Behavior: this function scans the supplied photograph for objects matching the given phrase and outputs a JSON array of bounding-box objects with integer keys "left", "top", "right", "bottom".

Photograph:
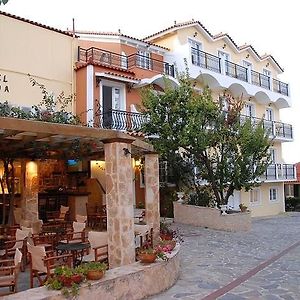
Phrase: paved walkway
[{"left": 149, "top": 212, "right": 300, "bottom": 300}]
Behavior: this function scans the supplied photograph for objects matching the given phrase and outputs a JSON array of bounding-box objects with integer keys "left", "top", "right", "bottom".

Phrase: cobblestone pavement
[{"left": 149, "top": 212, "right": 300, "bottom": 300}]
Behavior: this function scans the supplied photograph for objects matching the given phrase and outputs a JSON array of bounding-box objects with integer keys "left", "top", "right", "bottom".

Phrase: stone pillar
[
  {"left": 144, "top": 153, "right": 160, "bottom": 243},
  {"left": 24, "top": 161, "right": 39, "bottom": 222},
  {"left": 104, "top": 141, "right": 135, "bottom": 268}
]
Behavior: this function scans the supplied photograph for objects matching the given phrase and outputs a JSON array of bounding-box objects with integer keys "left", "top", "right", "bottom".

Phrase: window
[
  {"left": 285, "top": 184, "right": 294, "bottom": 197},
  {"left": 269, "top": 188, "right": 278, "bottom": 202},
  {"left": 263, "top": 69, "right": 271, "bottom": 77},
  {"left": 250, "top": 188, "right": 260, "bottom": 205},
  {"left": 137, "top": 50, "right": 151, "bottom": 69},
  {"left": 244, "top": 103, "right": 255, "bottom": 118},
  {"left": 218, "top": 51, "right": 230, "bottom": 73},
  {"left": 189, "top": 38, "right": 202, "bottom": 66},
  {"left": 269, "top": 148, "right": 276, "bottom": 163},
  {"left": 121, "top": 51, "right": 127, "bottom": 69},
  {"left": 265, "top": 108, "right": 274, "bottom": 121}
]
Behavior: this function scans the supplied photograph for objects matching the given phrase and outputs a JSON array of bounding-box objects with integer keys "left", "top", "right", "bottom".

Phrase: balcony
[
  {"left": 190, "top": 48, "right": 289, "bottom": 96},
  {"left": 94, "top": 109, "right": 293, "bottom": 142},
  {"left": 94, "top": 109, "right": 148, "bottom": 131},
  {"left": 261, "top": 164, "right": 296, "bottom": 182},
  {"left": 78, "top": 47, "right": 175, "bottom": 77},
  {"left": 240, "top": 115, "right": 293, "bottom": 141}
]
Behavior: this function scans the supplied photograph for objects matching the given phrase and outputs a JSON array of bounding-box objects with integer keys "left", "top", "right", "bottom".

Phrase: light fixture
[
  {"left": 193, "top": 32, "right": 198, "bottom": 38},
  {"left": 123, "top": 148, "right": 131, "bottom": 156},
  {"left": 246, "top": 54, "right": 250, "bottom": 59},
  {"left": 266, "top": 62, "right": 270, "bottom": 67},
  {"left": 222, "top": 43, "right": 226, "bottom": 49}
]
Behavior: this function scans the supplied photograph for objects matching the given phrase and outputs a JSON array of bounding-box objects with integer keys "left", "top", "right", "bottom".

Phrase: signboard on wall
[{"left": 0, "top": 73, "right": 10, "bottom": 94}]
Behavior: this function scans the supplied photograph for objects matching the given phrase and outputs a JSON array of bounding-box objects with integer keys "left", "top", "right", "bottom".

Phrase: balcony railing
[
  {"left": 251, "top": 70, "right": 270, "bottom": 90},
  {"left": 225, "top": 61, "right": 248, "bottom": 82},
  {"left": 273, "top": 79, "right": 289, "bottom": 96},
  {"left": 94, "top": 109, "right": 293, "bottom": 140},
  {"left": 191, "top": 48, "right": 221, "bottom": 73},
  {"left": 78, "top": 47, "right": 175, "bottom": 77},
  {"left": 94, "top": 109, "right": 148, "bottom": 131},
  {"left": 262, "top": 164, "right": 296, "bottom": 181},
  {"left": 240, "top": 114, "right": 293, "bottom": 140},
  {"left": 190, "top": 48, "right": 289, "bottom": 96}
]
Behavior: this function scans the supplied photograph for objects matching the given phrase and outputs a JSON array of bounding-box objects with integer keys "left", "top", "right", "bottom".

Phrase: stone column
[
  {"left": 144, "top": 153, "right": 160, "bottom": 243},
  {"left": 24, "top": 161, "right": 39, "bottom": 222},
  {"left": 104, "top": 141, "right": 135, "bottom": 268}
]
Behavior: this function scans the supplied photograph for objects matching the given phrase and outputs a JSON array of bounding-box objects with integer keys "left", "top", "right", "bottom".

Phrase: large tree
[
  {"left": 141, "top": 73, "right": 271, "bottom": 206},
  {"left": 0, "top": 0, "right": 9, "bottom": 5}
]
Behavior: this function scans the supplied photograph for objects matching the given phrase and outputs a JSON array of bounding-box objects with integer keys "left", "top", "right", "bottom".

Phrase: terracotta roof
[
  {"left": 143, "top": 20, "right": 213, "bottom": 40},
  {"left": 0, "top": 10, "right": 74, "bottom": 37},
  {"left": 74, "top": 30, "right": 169, "bottom": 51},
  {"left": 144, "top": 20, "right": 284, "bottom": 72},
  {"left": 127, "top": 131, "right": 145, "bottom": 137},
  {"left": 102, "top": 72, "right": 140, "bottom": 82},
  {"left": 75, "top": 61, "right": 136, "bottom": 75}
]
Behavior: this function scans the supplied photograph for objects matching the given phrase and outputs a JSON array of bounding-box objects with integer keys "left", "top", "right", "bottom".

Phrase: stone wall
[
  {"left": 174, "top": 202, "right": 251, "bottom": 231},
  {"left": 4, "top": 245, "right": 181, "bottom": 300}
]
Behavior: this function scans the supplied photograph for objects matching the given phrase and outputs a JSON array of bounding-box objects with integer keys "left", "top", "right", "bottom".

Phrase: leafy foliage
[
  {"left": 142, "top": 71, "right": 271, "bottom": 205},
  {"left": 0, "top": 0, "right": 9, "bottom": 5}
]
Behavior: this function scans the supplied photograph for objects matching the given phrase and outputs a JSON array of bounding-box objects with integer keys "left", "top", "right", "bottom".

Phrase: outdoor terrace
[{"left": 78, "top": 47, "right": 175, "bottom": 77}]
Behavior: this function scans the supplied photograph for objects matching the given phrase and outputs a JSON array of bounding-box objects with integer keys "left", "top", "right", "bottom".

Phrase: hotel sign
[{"left": 0, "top": 74, "right": 10, "bottom": 93}]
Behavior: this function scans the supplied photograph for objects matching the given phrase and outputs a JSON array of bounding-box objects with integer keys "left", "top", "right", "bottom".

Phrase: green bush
[{"left": 187, "top": 186, "right": 213, "bottom": 207}]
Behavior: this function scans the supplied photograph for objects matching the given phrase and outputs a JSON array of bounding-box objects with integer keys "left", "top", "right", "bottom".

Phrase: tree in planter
[{"left": 141, "top": 71, "right": 271, "bottom": 206}]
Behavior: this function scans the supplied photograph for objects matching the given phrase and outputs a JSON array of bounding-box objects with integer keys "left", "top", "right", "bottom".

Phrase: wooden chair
[
  {"left": 2, "top": 229, "right": 31, "bottom": 271},
  {"left": 0, "top": 248, "right": 22, "bottom": 296},
  {"left": 61, "top": 222, "right": 87, "bottom": 244},
  {"left": 82, "top": 231, "right": 108, "bottom": 263},
  {"left": 47, "top": 205, "right": 69, "bottom": 223},
  {"left": 27, "top": 243, "right": 72, "bottom": 288},
  {"left": 76, "top": 214, "right": 87, "bottom": 223},
  {"left": 134, "top": 224, "right": 153, "bottom": 250}
]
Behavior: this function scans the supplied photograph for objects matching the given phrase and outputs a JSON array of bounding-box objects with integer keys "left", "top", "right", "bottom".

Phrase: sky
[{"left": 1, "top": 0, "right": 299, "bottom": 163}]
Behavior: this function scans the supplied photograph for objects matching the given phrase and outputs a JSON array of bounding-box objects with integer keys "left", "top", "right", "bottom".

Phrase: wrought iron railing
[
  {"left": 94, "top": 109, "right": 148, "bottom": 131},
  {"left": 225, "top": 61, "right": 248, "bottom": 82},
  {"left": 189, "top": 48, "right": 289, "bottom": 96},
  {"left": 191, "top": 48, "right": 221, "bottom": 73},
  {"left": 78, "top": 47, "right": 175, "bottom": 77},
  {"left": 273, "top": 79, "right": 289, "bottom": 96},
  {"left": 251, "top": 70, "right": 270, "bottom": 90},
  {"left": 239, "top": 114, "right": 293, "bottom": 139},
  {"left": 263, "top": 164, "right": 296, "bottom": 181}
]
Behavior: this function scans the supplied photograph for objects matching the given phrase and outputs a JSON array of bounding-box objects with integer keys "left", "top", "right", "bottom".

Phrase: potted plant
[
  {"left": 54, "top": 266, "right": 83, "bottom": 287},
  {"left": 78, "top": 262, "right": 107, "bottom": 280},
  {"left": 160, "top": 220, "right": 174, "bottom": 240},
  {"left": 239, "top": 203, "right": 248, "bottom": 212},
  {"left": 138, "top": 247, "right": 157, "bottom": 263}
]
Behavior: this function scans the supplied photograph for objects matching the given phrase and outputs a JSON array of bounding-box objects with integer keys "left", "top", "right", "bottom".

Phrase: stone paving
[{"left": 149, "top": 212, "right": 300, "bottom": 300}]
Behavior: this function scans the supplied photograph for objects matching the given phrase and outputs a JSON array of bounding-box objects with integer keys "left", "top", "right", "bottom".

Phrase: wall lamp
[
  {"left": 246, "top": 54, "right": 250, "bottom": 59},
  {"left": 123, "top": 148, "right": 131, "bottom": 156},
  {"left": 193, "top": 32, "right": 198, "bottom": 38},
  {"left": 266, "top": 62, "right": 270, "bottom": 67},
  {"left": 222, "top": 43, "right": 226, "bottom": 49}
]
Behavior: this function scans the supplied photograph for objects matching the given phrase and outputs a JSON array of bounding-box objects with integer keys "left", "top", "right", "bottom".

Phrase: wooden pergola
[
  {"left": 0, "top": 117, "right": 153, "bottom": 158},
  {"left": 0, "top": 117, "right": 160, "bottom": 268}
]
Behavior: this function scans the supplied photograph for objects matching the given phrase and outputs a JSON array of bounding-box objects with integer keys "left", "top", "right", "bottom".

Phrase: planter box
[
  {"left": 3, "top": 245, "right": 181, "bottom": 300},
  {"left": 173, "top": 202, "right": 251, "bottom": 231}
]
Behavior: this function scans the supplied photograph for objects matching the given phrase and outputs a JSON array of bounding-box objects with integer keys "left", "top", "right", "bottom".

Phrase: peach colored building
[{"left": 73, "top": 31, "right": 178, "bottom": 207}]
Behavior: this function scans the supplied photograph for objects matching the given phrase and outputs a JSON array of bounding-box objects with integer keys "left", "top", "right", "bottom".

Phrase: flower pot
[
  {"left": 139, "top": 252, "right": 157, "bottom": 263},
  {"left": 58, "top": 275, "right": 73, "bottom": 287},
  {"left": 71, "top": 274, "right": 83, "bottom": 284},
  {"left": 87, "top": 270, "right": 104, "bottom": 280},
  {"left": 160, "top": 233, "right": 173, "bottom": 241}
]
